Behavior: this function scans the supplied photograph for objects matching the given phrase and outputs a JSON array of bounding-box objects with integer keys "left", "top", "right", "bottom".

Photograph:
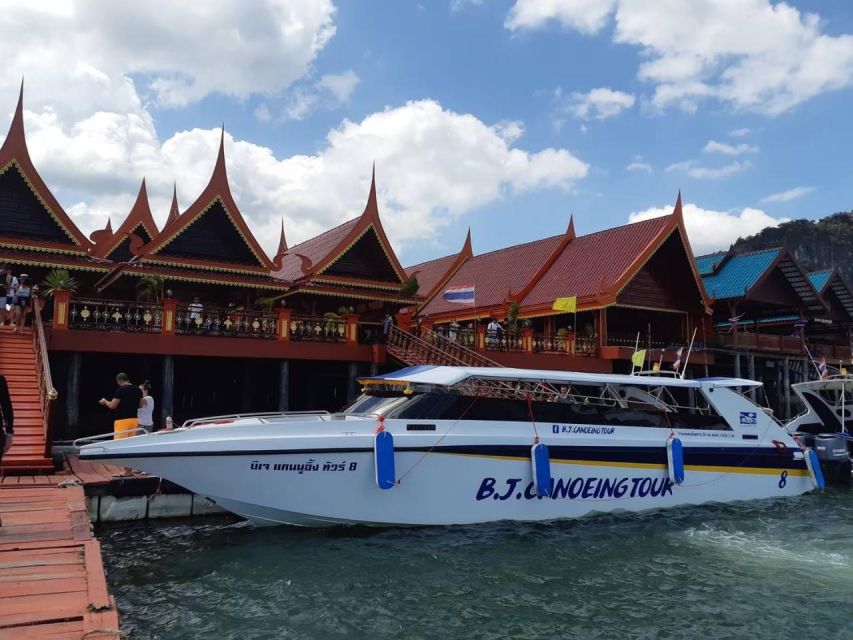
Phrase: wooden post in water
[
  {"left": 747, "top": 354, "right": 756, "bottom": 400},
  {"left": 162, "top": 355, "right": 174, "bottom": 425},
  {"left": 66, "top": 351, "right": 81, "bottom": 439},
  {"left": 278, "top": 360, "right": 290, "bottom": 412},
  {"left": 783, "top": 357, "right": 791, "bottom": 419}
]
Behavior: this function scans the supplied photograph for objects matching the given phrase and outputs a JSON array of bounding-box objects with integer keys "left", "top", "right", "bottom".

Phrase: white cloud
[
  {"left": 629, "top": 202, "right": 789, "bottom": 254},
  {"left": 666, "top": 159, "right": 751, "bottom": 180},
  {"left": 0, "top": 1, "right": 337, "bottom": 115},
  {"left": 703, "top": 140, "right": 759, "bottom": 155},
  {"left": 450, "top": 0, "right": 485, "bottom": 12},
  {"left": 760, "top": 186, "right": 815, "bottom": 203},
  {"left": 728, "top": 127, "right": 752, "bottom": 137},
  {"left": 253, "top": 104, "right": 272, "bottom": 123},
  {"left": 626, "top": 161, "right": 652, "bottom": 173},
  {"left": 18, "top": 100, "right": 588, "bottom": 259},
  {"left": 506, "top": 0, "right": 853, "bottom": 115},
  {"left": 568, "top": 87, "right": 635, "bottom": 120},
  {"left": 506, "top": 0, "right": 617, "bottom": 34},
  {"left": 282, "top": 70, "right": 360, "bottom": 121}
]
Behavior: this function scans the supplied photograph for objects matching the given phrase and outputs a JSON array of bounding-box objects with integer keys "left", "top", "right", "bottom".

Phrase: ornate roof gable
[
  {"left": 0, "top": 82, "right": 91, "bottom": 253},
  {"left": 93, "top": 179, "right": 159, "bottom": 261},
  {"left": 144, "top": 129, "right": 273, "bottom": 273}
]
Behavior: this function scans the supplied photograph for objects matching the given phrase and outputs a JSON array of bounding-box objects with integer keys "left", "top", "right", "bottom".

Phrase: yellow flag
[
  {"left": 552, "top": 296, "right": 577, "bottom": 313},
  {"left": 631, "top": 349, "right": 647, "bottom": 367}
]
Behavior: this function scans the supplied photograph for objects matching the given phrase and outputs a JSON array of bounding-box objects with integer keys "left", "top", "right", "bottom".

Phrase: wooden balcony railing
[
  {"left": 174, "top": 304, "right": 277, "bottom": 339},
  {"left": 289, "top": 315, "right": 347, "bottom": 343},
  {"left": 715, "top": 332, "right": 804, "bottom": 354},
  {"left": 485, "top": 329, "right": 525, "bottom": 352},
  {"left": 69, "top": 298, "right": 163, "bottom": 333}
]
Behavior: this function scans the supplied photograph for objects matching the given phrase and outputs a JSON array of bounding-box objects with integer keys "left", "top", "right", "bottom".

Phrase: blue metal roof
[
  {"left": 701, "top": 248, "right": 781, "bottom": 300},
  {"left": 695, "top": 251, "right": 727, "bottom": 276},
  {"left": 808, "top": 269, "right": 832, "bottom": 292}
]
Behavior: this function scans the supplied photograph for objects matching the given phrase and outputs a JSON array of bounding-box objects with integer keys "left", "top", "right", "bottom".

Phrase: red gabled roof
[
  {"left": 93, "top": 179, "right": 159, "bottom": 259},
  {"left": 271, "top": 167, "right": 407, "bottom": 284},
  {"left": 143, "top": 129, "right": 273, "bottom": 272},
  {"left": 420, "top": 234, "right": 563, "bottom": 317},
  {"left": 167, "top": 183, "right": 180, "bottom": 226},
  {"left": 406, "top": 229, "right": 474, "bottom": 301},
  {"left": 0, "top": 82, "right": 92, "bottom": 253},
  {"left": 521, "top": 215, "right": 673, "bottom": 308}
]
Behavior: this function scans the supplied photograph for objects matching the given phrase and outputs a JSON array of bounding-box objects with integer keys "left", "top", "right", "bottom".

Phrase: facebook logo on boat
[{"left": 739, "top": 411, "right": 757, "bottom": 425}]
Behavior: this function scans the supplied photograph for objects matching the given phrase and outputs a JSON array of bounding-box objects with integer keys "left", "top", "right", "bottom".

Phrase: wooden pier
[{"left": 0, "top": 475, "right": 120, "bottom": 639}]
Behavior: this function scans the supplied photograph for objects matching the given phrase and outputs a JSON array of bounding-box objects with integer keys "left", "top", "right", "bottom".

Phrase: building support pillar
[
  {"left": 347, "top": 362, "right": 359, "bottom": 404},
  {"left": 241, "top": 360, "right": 254, "bottom": 412},
  {"left": 369, "top": 362, "right": 379, "bottom": 376},
  {"left": 783, "top": 357, "right": 791, "bottom": 420},
  {"left": 66, "top": 352, "right": 81, "bottom": 439},
  {"left": 278, "top": 360, "right": 290, "bottom": 412},
  {"left": 733, "top": 352, "right": 741, "bottom": 379},
  {"left": 162, "top": 355, "right": 174, "bottom": 425}
]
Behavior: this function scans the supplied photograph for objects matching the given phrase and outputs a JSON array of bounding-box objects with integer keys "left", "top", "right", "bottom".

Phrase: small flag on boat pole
[
  {"left": 442, "top": 285, "right": 475, "bottom": 306},
  {"left": 631, "top": 349, "right": 647, "bottom": 367},
  {"left": 552, "top": 296, "right": 577, "bottom": 313},
  {"left": 818, "top": 357, "right": 828, "bottom": 379}
]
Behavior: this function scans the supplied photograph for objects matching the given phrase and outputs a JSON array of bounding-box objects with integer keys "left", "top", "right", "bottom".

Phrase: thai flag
[
  {"left": 672, "top": 347, "right": 683, "bottom": 371},
  {"left": 443, "top": 285, "right": 475, "bottom": 306}
]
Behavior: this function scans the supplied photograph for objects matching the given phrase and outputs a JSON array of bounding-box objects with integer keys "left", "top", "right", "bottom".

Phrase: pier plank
[{"left": 0, "top": 484, "right": 120, "bottom": 638}]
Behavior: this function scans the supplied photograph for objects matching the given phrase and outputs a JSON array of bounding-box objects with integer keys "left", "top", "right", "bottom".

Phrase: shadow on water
[{"left": 99, "top": 489, "right": 853, "bottom": 640}]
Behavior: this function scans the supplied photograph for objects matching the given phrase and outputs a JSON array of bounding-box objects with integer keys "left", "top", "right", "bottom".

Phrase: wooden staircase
[
  {"left": 0, "top": 328, "right": 54, "bottom": 473},
  {"left": 385, "top": 325, "right": 503, "bottom": 368}
]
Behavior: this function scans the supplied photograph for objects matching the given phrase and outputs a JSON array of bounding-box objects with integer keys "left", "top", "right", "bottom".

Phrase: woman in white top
[{"left": 138, "top": 381, "right": 155, "bottom": 433}]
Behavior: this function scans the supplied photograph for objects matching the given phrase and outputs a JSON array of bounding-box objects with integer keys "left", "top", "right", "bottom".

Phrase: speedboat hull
[{"left": 80, "top": 428, "right": 813, "bottom": 527}]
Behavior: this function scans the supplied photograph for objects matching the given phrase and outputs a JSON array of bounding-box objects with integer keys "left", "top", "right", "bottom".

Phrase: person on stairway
[
  {"left": 0, "top": 375, "right": 13, "bottom": 525},
  {"left": 0, "top": 266, "right": 17, "bottom": 329}
]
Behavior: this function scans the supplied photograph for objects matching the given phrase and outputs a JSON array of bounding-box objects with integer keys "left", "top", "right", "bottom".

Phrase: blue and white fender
[
  {"left": 374, "top": 430, "right": 396, "bottom": 490},
  {"left": 666, "top": 436, "right": 685, "bottom": 485},
  {"left": 531, "top": 442, "right": 553, "bottom": 497},
  {"left": 804, "top": 448, "right": 825, "bottom": 490}
]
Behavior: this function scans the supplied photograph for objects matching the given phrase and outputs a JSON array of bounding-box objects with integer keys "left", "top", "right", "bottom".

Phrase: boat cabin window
[{"left": 359, "top": 379, "right": 731, "bottom": 431}]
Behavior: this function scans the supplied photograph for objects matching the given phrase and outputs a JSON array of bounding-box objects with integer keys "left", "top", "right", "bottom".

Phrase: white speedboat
[
  {"left": 786, "top": 375, "right": 852, "bottom": 483},
  {"left": 79, "top": 366, "right": 823, "bottom": 527}
]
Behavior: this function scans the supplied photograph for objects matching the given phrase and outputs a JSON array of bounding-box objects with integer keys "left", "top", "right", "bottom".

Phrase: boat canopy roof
[{"left": 358, "top": 365, "right": 762, "bottom": 389}]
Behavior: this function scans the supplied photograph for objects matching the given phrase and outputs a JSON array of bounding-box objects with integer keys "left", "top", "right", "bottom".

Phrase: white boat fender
[
  {"left": 374, "top": 430, "right": 396, "bottom": 490},
  {"left": 666, "top": 436, "right": 685, "bottom": 485},
  {"left": 804, "top": 448, "right": 826, "bottom": 490},
  {"left": 531, "top": 442, "right": 553, "bottom": 497}
]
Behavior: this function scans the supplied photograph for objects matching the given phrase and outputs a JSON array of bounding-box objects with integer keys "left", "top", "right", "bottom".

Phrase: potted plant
[
  {"left": 135, "top": 275, "right": 166, "bottom": 303},
  {"left": 41, "top": 268, "right": 79, "bottom": 298}
]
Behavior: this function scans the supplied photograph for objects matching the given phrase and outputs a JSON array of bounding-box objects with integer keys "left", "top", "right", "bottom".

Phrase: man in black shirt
[
  {"left": 99, "top": 372, "right": 143, "bottom": 439},
  {"left": 0, "top": 375, "right": 12, "bottom": 526}
]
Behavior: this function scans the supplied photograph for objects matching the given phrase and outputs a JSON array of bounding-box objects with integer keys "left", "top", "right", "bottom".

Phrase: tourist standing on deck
[
  {"left": 11, "top": 274, "right": 30, "bottom": 334},
  {"left": 382, "top": 313, "right": 395, "bottom": 342},
  {"left": 188, "top": 296, "right": 204, "bottom": 328},
  {"left": 487, "top": 318, "right": 502, "bottom": 347},
  {"left": 138, "top": 381, "right": 155, "bottom": 433},
  {"left": 99, "top": 373, "right": 143, "bottom": 439},
  {"left": 0, "top": 266, "right": 16, "bottom": 328}
]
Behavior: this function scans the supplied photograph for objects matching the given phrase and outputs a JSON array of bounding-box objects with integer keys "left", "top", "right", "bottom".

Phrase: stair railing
[
  {"left": 32, "top": 298, "right": 58, "bottom": 455},
  {"left": 419, "top": 327, "right": 502, "bottom": 368},
  {"left": 386, "top": 325, "right": 502, "bottom": 368}
]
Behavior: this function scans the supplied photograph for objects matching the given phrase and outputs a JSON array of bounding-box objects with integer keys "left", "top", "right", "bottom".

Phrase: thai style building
[{"left": 404, "top": 194, "right": 714, "bottom": 374}]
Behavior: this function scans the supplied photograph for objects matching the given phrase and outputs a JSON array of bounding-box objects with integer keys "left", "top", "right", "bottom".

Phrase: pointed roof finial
[
  {"left": 2, "top": 78, "right": 27, "bottom": 155},
  {"left": 461, "top": 227, "right": 473, "bottom": 259},
  {"left": 362, "top": 162, "right": 379, "bottom": 219},
  {"left": 168, "top": 182, "right": 180, "bottom": 225},
  {"left": 277, "top": 219, "right": 288, "bottom": 256},
  {"left": 566, "top": 214, "right": 576, "bottom": 241},
  {"left": 208, "top": 124, "right": 228, "bottom": 187},
  {"left": 104, "top": 216, "right": 113, "bottom": 233},
  {"left": 673, "top": 190, "right": 683, "bottom": 220}
]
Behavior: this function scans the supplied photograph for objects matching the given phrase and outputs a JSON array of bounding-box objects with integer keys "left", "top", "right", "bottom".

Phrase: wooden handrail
[
  {"left": 419, "top": 327, "right": 502, "bottom": 367},
  {"left": 32, "top": 298, "right": 58, "bottom": 454}
]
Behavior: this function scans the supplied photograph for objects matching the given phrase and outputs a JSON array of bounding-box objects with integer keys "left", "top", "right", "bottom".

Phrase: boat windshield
[{"left": 340, "top": 391, "right": 410, "bottom": 417}]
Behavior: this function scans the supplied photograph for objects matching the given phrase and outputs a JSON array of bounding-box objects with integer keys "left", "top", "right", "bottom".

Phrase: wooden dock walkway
[{"left": 0, "top": 479, "right": 120, "bottom": 639}]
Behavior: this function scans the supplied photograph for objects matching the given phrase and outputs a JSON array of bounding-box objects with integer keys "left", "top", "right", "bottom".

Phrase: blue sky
[{"left": 3, "top": 1, "right": 853, "bottom": 264}]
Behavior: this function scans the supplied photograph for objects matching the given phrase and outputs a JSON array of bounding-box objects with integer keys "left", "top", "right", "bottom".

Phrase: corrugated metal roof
[
  {"left": 808, "top": 269, "right": 832, "bottom": 293},
  {"left": 420, "top": 235, "right": 563, "bottom": 316},
  {"left": 701, "top": 248, "right": 781, "bottom": 300},
  {"left": 521, "top": 215, "right": 672, "bottom": 306},
  {"left": 695, "top": 251, "right": 727, "bottom": 276}
]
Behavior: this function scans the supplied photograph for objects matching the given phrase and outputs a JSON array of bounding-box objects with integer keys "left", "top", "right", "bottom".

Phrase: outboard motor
[{"left": 812, "top": 433, "right": 851, "bottom": 485}]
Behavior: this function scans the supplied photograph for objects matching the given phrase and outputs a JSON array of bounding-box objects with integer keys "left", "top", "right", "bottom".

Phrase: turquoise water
[{"left": 100, "top": 490, "right": 853, "bottom": 640}]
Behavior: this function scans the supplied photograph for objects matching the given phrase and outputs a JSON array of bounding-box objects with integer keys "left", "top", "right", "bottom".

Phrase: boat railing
[
  {"left": 72, "top": 427, "right": 149, "bottom": 449},
  {"left": 182, "top": 410, "right": 331, "bottom": 428}
]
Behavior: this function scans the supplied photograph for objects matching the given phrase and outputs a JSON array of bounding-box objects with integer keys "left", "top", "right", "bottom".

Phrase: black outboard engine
[{"left": 812, "top": 433, "right": 851, "bottom": 485}]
